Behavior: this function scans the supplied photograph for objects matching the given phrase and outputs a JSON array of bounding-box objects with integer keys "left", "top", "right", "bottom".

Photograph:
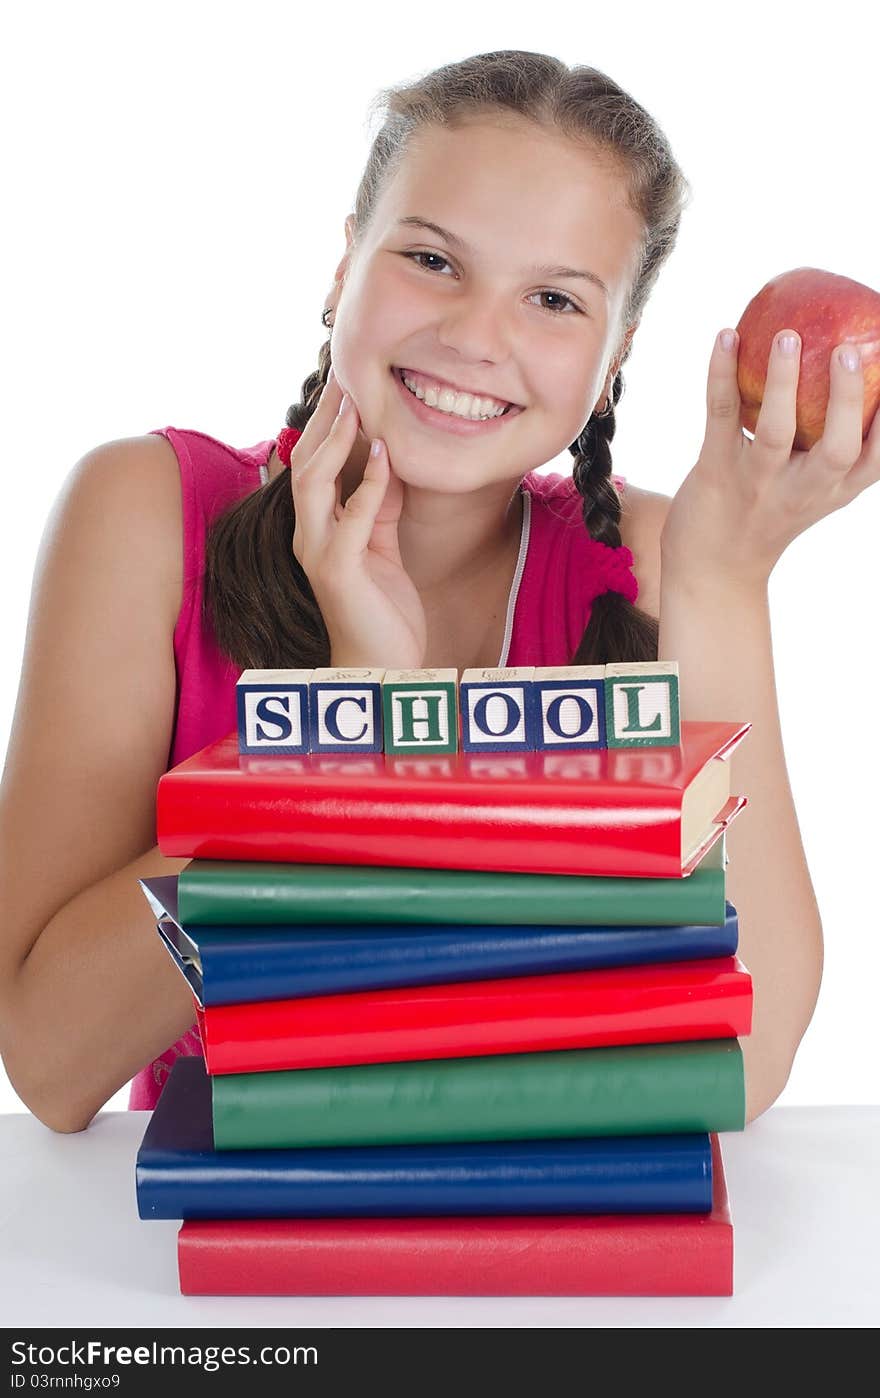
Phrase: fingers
[
  {"left": 811, "top": 344, "right": 865, "bottom": 474},
  {"left": 840, "top": 407, "right": 880, "bottom": 501},
  {"left": 291, "top": 392, "right": 361, "bottom": 559},
  {"left": 287, "top": 365, "right": 345, "bottom": 466},
  {"left": 331, "top": 440, "right": 395, "bottom": 559},
  {"left": 703, "top": 328, "right": 745, "bottom": 457},
  {"left": 751, "top": 330, "right": 801, "bottom": 456},
  {"left": 828, "top": 348, "right": 880, "bottom": 502}
]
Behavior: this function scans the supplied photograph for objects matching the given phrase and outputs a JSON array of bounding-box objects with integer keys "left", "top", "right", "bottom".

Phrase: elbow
[
  {"left": 1, "top": 1036, "right": 101, "bottom": 1136},
  {"left": 743, "top": 920, "right": 824, "bottom": 1125},
  {"left": 742, "top": 1000, "right": 822, "bottom": 1125},
  {"left": 31, "top": 1098, "right": 98, "bottom": 1135},
  {"left": 744, "top": 1061, "right": 792, "bottom": 1124}
]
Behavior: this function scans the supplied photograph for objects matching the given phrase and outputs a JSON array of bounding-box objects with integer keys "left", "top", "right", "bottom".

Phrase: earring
[{"left": 321, "top": 307, "right": 334, "bottom": 330}]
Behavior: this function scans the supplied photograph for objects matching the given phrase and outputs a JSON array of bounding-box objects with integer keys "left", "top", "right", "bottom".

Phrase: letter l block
[{"left": 604, "top": 661, "right": 681, "bottom": 747}]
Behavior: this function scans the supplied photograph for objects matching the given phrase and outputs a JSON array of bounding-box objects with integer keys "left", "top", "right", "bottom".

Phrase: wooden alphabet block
[
  {"left": 531, "top": 666, "right": 608, "bottom": 750},
  {"left": 308, "top": 668, "right": 385, "bottom": 753},
  {"left": 381, "top": 669, "right": 459, "bottom": 755},
  {"left": 236, "top": 669, "right": 313, "bottom": 754},
  {"left": 459, "top": 667, "right": 535, "bottom": 752},
  {"left": 604, "top": 661, "right": 680, "bottom": 747}
]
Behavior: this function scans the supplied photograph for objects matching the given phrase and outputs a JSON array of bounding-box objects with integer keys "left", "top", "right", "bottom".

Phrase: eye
[
  {"left": 404, "top": 250, "right": 454, "bottom": 276},
  {"left": 400, "top": 250, "right": 583, "bottom": 316}
]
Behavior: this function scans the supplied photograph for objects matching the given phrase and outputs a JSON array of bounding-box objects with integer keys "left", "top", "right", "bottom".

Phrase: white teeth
[{"left": 401, "top": 373, "right": 508, "bottom": 421}]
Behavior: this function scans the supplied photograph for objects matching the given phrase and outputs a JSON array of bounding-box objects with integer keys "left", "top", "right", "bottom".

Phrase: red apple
[{"left": 735, "top": 267, "right": 880, "bottom": 450}]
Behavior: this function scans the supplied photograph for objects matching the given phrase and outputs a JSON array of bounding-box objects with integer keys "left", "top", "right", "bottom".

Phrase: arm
[
  {"left": 652, "top": 325, "right": 880, "bottom": 1122},
  {"left": 627, "top": 487, "right": 817, "bottom": 1120},
  {"left": 658, "top": 556, "right": 822, "bottom": 1123},
  {"left": 0, "top": 436, "right": 197, "bottom": 1132}
]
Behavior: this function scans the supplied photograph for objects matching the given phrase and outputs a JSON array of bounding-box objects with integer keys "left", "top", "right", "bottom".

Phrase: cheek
[{"left": 534, "top": 357, "right": 593, "bottom": 421}]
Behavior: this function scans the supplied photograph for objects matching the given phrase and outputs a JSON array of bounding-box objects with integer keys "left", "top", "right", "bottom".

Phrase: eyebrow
[{"left": 395, "top": 216, "right": 610, "bottom": 298}]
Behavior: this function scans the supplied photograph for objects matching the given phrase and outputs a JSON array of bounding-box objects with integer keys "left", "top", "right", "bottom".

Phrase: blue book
[
  {"left": 135, "top": 1058, "right": 714, "bottom": 1220},
  {"left": 140, "top": 876, "right": 739, "bottom": 1007}
]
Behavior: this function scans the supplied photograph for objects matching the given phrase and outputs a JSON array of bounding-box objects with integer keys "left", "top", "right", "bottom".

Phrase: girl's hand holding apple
[
  {"left": 289, "top": 370, "right": 427, "bottom": 669},
  {"left": 659, "top": 325, "right": 880, "bottom": 593}
]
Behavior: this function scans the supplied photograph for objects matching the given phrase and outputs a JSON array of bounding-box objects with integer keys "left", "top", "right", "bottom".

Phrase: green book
[
  {"left": 211, "top": 1039, "right": 745, "bottom": 1150},
  {"left": 179, "top": 839, "right": 726, "bottom": 928}
]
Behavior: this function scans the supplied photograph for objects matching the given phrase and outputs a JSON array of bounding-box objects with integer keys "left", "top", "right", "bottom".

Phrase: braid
[
  {"left": 571, "top": 370, "right": 626, "bottom": 546},
  {"left": 285, "top": 336, "right": 333, "bottom": 431},
  {"left": 569, "top": 369, "right": 659, "bottom": 665}
]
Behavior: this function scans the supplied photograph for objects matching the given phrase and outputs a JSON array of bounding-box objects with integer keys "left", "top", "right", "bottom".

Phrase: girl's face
[{"left": 329, "top": 116, "right": 646, "bottom": 494}]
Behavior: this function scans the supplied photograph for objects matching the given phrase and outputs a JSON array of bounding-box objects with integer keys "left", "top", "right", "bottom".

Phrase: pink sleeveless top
[{"left": 128, "top": 426, "right": 636, "bottom": 1109}]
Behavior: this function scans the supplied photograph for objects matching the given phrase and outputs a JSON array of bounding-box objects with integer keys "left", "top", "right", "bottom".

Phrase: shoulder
[
  {"left": 62, "top": 433, "right": 182, "bottom": 529},
  {"left": 53, "top": 434, "right": 184, "bottom": 622},
  {"left": 522, "top": 471, "right": 671, "bottom": 620},
  {"left": 617, "top": 483, "right": 672, "bottom": 620},
  {"left": 64, "top": 432, "right": 183, "bottom": 530}
]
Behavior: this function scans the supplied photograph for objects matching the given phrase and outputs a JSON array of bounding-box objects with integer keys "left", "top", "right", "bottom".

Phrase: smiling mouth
[{"left": 391, "top": 366, "right": 521, "bottom": 419}]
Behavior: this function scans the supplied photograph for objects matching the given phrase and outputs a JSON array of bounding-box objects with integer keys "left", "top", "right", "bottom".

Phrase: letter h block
[
  {"left": 382, "top": 669, "right": 459, "bottom": 755},
  {"left": 604, "top": 661, "right": 681, "bottom": 747},
  {"left": 459, "top": 667, "right": 536, "bottom": 752},
  {"left": 236, "top": 669, "right": 313, "bottom": 754},
  {"left": 531, "top": 666, "right": 608, "bottom": 749},
  {"left": 308, "top": 668, "right": 386, "bottom": 753}
]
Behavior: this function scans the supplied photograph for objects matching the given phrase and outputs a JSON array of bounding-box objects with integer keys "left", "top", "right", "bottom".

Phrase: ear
[
  {"left": 324, "top": 214, "right": 358, "bottom": 305},
  {"left": 592, "top": 320, "right": 640, "bottom": 414},
  {"left": 611, "top": 320, "right": 640, "bottom": 377}
]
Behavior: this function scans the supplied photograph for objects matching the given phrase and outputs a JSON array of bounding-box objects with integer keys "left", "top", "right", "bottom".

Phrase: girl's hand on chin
[
  {"left": 660, "top": 328, "right": 880, "bottom": 592},
  {"left": 290, "top": 371, "right": 427, "bottom": 668}
]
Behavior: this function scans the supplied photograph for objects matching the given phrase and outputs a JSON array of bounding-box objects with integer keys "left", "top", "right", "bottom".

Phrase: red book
[
  {"left": 196, "top": 957, "right": 752, "bottom": 1075},
  {"left": 177, "top": 1134, "right": 733, "bottom": 1296},
  {"left": 156, "top": 720, "right": 749, "bottom": 878}
]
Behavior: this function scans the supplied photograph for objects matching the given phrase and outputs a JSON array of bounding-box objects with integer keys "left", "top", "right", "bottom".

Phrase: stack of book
[{"left": 135, "top": 676, "right": 752, "bottom": 1296}]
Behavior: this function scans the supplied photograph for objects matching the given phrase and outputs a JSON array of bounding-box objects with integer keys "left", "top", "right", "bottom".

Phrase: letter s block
[
  {"left": 308, "top": 668, "right": 386, "bottom": 753},
  {"left": 382, "top": 669, "right": 459, "bottom": 755},
  {"left": 236, "top": 669, "right": 314, "bottom": 754},
  {"left": 604, "top": 661, "right": 681, "bottom": 747},
  {"left": 532, "top": 666, "right": 608, "bottom": 750},
  {"left": 459, "top": 667, "right": 536, "bottom": 752}
]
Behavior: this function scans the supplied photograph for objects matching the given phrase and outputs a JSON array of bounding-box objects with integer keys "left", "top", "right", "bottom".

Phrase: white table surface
[{"left": 1, "top": 1106, "right": 877, "bottom": 1327}]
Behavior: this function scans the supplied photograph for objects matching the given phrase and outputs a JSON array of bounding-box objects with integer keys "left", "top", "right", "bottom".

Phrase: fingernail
[
  {"left": 778, "top": 332, "right": 800, "bottom": 355},
  {"left": 839, "top": 344, "right": 860, "bottom": 372},
  {"left": 328, "top": 366, "right": 336, "bottom": 383},
  {"left": 719, "top": 329, "right": 737, "bottom": 352},
  {"left": 338, "top": 393, "right": 351, "bottom": 414},
  {"left": 370, "top": 438, "right": 382, "bottom": 457}
]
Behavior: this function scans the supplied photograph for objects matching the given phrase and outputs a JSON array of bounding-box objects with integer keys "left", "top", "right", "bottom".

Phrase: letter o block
[
  {"left": 459, "top": 667, "right": 536, "bottom": 752},
  {"left": 532, "top": 666, "right": 607, "bottom": 750}
]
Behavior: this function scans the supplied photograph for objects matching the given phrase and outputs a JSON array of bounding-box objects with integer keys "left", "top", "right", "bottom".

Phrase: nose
[{"left": 435, "top": 287, "right": 512, "bottom": 365}]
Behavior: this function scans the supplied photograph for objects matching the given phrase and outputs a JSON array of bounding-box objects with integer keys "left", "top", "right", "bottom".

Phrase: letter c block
[{"left": 308, "top": 668, "right": 386, "bottom": 753}]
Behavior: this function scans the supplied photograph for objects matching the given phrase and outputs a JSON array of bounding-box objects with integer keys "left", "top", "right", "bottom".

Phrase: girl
[{"left": 1, "top": 51, "right": 876, "bottom": 1131}]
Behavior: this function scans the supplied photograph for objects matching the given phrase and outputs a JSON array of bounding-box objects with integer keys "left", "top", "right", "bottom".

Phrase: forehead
[{"left": 375, "top": 117, "right": 645, "bottom": 294}]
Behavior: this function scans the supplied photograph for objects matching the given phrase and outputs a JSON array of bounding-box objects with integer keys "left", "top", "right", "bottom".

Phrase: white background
[{"left": 1, "top": 0, "right": 877, "bottom": 1115}]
